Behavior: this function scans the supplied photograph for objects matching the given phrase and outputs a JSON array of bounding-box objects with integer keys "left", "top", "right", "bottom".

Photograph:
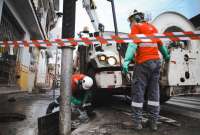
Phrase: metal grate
[
  {"left": 0, "top": 4, "right": 24, "bottom": 41},
  {"left": 0, "top": 3, "right": 24, "bottom": 86}
]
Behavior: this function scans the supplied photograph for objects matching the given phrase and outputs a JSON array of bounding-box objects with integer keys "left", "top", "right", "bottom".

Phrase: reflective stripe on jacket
[{"left": 131, "top": 22, "right": 161, "bottom": 64}]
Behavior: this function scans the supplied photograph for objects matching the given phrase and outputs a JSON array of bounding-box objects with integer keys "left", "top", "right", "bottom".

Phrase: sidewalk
[{"left": 0, "top": 86, "right": 25, "bottom": 95}]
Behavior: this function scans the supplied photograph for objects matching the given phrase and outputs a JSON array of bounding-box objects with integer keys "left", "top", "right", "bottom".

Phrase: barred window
[{"left": 0, "top": 3, "right": 24, "bottom": 41}]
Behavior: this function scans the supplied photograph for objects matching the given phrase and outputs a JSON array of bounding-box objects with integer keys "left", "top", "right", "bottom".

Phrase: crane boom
[{"left": 82, "top": 0, "right": 104, "bottom": 32}]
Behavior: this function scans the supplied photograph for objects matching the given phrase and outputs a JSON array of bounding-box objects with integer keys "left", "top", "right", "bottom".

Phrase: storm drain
[{"left": 0, "top": 113, "right": 26, "bottom": 123}]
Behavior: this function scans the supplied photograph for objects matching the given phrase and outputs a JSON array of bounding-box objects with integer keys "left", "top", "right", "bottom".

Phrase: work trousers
[{"left": 131, "top": 60, "right": 161, "bottom": 124}]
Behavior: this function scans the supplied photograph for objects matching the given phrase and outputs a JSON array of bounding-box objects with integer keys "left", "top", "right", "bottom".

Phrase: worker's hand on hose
[
  {"left": 159, "top": 45, "right": 170, "bottom": 62},
  {"left": 122, "top": 62, "right": 129, "bottom": 74},
  {"left": 78, "top": 109, "right": 89, "bottom": 122},
  {"left": 164, "top": 54, "right": 170, "bottom": 62}
]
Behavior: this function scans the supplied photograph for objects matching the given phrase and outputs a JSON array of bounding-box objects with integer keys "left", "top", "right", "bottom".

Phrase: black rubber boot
[
  {"left": 147, "top": 120, "right": 158, "bottom": 131},
  {"left": 131, "top": 107, "right": 143, "bottom": 130},
  {"left": 133, "top": 122, "right": 143, "bottom": 130}
]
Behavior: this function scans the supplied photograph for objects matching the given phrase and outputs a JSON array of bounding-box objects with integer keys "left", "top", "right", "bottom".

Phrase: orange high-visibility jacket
[
  {"left": 71, "top": 73, "right": 85, "bottom": 92},
  {"left": 131, "top": 22, "right": 161, "bottom": 64}
]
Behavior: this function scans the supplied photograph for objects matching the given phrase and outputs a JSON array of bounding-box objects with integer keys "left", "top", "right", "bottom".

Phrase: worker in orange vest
[
  {"left": 46, "top": 73, "right": 94, "bottom": 121},
  {"left": 123, "top": 10, "right": 170, "bottom": 131}
]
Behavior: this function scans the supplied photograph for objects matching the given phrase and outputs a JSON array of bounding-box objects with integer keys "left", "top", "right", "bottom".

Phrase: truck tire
[{"left": 160, "top": 86, "right": 171, "bottom": 103}]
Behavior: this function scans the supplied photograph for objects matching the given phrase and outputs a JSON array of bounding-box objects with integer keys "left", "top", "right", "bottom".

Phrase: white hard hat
[
  {"left": 128, "top": 10, "right": 145, "bottom": 23},
  {"left": 82, "top": 76, "right": 93, "bottom": 90}
]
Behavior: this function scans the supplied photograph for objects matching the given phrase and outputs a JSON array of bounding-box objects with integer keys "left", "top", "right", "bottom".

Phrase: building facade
[{"left": 0, "top": 0, "right": 59, "bottom": 92}]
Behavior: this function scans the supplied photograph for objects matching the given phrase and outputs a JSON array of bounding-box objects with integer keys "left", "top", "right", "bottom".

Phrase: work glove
[
  {"left": 122, "top": 61, "right": 129, "bottom": 74},
  {"left": 71, "top": 96, "right": 82, "bottom": 106},
  {"left": 159, "top": 45, "right": 170, "bottom": 61},
  {"left": 164, "top": 54, "right": 170, "bottom": 62},
  {"left": 122, "top": 42, "right": 137, "bottom": 74}
]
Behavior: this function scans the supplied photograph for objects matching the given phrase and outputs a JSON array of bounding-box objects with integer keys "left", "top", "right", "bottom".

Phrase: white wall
[
  {"left": 152, "top": 12, "right": 200, "bottom": 50},
  {"left": 36, "top": 49, "right": 47, "bottom": 85}
]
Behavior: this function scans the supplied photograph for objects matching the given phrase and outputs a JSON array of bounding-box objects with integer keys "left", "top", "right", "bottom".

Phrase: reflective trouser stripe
[
  {"left": 148, "top": 100, "right": 160, "bottom": 107},
  {"left": 131, "top": 102, "right": 143, "bottom": 108},
  {"left": 82, "top": 103, "right": 92, "bottom": 107}
]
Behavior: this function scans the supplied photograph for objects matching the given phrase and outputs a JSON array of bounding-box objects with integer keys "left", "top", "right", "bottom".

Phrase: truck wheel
[{"left": 160, "top": 86, "right": 171, "bottom": 103}]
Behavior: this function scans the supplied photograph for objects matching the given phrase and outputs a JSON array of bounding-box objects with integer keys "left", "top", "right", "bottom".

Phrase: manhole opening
[{"left": 0, "top": 113, "right": 26, "bottom": 123}]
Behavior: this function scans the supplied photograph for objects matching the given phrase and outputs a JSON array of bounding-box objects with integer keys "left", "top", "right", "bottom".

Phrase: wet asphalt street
[
  {"left": 72, "top": 96, "right": 200, "bottom": 135},
  {"left": 72, "top": 106, "right": 200, "bottom": 135},
  {"left": 0, "top": 92, "right": 54, "bottom": 135}
]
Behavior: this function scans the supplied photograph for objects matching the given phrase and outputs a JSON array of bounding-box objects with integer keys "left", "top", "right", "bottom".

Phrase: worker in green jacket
[{"left": 46, "top": 73, "right": 94, "bottom": 122}]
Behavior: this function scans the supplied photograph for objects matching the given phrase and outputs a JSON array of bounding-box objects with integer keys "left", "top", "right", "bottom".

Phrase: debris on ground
[{"left": 111, "top": 105, "right": 181, "bottom": 127}]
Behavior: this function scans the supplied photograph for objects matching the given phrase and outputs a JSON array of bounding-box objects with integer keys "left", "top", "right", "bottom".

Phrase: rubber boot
[
  {"left": 133, "top": 120, "right": 143, "bottom": 130},
  {"left": 132, "top": 107, "right": 143, "bottom": 130},
  {"left": 147, "top": 119, "right": 158, "bottom": 131}
]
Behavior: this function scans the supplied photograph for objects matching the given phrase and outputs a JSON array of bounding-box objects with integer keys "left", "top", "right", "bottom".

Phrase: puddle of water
[{"left": 0, "top": 113, "right": 26, "bottom": 123}]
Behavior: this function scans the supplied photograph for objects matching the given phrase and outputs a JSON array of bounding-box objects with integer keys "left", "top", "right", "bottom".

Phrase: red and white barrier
[{"left": 0, "top": 31, "right": 200, "bottom": 48}]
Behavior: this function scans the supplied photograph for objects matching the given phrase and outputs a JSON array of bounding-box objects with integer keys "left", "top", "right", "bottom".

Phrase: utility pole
[
  {"left": 60, "top": 0, "right": 76, "bottom": 135},
  {"left": 53, "top": 47, "right": 58, "bottom": 99}
]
